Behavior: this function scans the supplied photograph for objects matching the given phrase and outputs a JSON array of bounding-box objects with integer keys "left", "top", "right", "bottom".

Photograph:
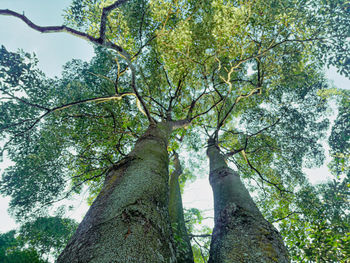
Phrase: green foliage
[
  {"left": 184, "top": 208, "right": 211, "bottom": 263},
  {"left": 1, "top": 0, "right": 350, "bottom": 261},
  {"left": 18, "top": 217, "right": 78, "bottom": 258},
  {"left": 267, "top": 89, "right": 350, "bottom": 262},
  {"left": 0, "top": 46, "right": 142, "bottom": 219},
  {"left": 0, "top": 231, "right": 47, "bottom": 263},
  {"left": 329, "top": 90, "right": 350, "bottom": 176},
  {"left": 279, "top": 178, "right": 350, "bottom": 262},
  {"left": 307, "top": 0, "right": 350, "bottom": 77},
  {"left": 0, "top": 217, "right": 77, "bottom": 262}
]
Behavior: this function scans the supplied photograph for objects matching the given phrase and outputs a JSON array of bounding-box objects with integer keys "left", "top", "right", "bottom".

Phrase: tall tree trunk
[
  {"left": 207, "top": 139, "right": 289, "bottom": 263},
  {"left": 169, "top": 152, "right": 194, "bottom": 263},
  {"left": 58, "top": 122, "right": 177, "bottom": 263}
]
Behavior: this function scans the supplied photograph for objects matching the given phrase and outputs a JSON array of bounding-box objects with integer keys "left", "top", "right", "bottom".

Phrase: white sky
[{"left": 0, "top": 0, "right": 349, "bottom": 234}]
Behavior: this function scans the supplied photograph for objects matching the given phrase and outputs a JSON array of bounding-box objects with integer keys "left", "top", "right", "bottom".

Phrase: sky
[
  {"left": 0, "top": 0, "right": 94, "bottom": 233},
  {"left": 0, "top": 0, "right": 349, "bottom": 234}
]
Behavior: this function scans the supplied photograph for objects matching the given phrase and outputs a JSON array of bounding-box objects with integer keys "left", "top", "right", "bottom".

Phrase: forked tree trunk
[
  {"left": 207, "top": 139, "right": 289, "bottom": 263},
  {"left": 168, "top": 152, "right": 194, "bottom": 263},
  {"left": 58, "top": 122, "right": 177, "bottom": 263}
]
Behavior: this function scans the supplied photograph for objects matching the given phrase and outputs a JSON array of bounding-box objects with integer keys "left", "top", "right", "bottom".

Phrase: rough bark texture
[
  {"left": 169, "top": 153, "right": 194, "bottom": 263},
  {"left": 207, "top": 140, "right": 290, "bottom": 263},
  {"left": 58, "top": 123, "right": 177, "bottom": 263}
]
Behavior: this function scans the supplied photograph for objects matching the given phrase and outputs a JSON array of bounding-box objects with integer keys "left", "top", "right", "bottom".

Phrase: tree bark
[
  {"left": 207, "top": 139, "right": 289, "bottom": 263},
  {"left": 168, "top": 152, "right": 194, "bottom": 263},
  {"left": 58, "top": 122, "right": 177, "bottom": 263}
]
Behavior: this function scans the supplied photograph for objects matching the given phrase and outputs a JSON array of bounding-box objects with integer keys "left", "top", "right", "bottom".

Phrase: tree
[
  {"left": 207, "top": 138, "right": 289, "bottom": 262},
  {"left": 0, "top": 217, "right": 77, "bottom": 263},
  {"left": 268, "top": 90, "right": 350, "bottom": 262},
  {"left": 0, "top": 0, "right": 349, "bottom": 262},
  {"left": 169, "top": 151, "right": 194, "bottom": 263},
  {"left": 0, "top": 230, "right": 46, "bottom": 263},
  {"left": 18, "top": 217, "right": 78, "bottom": 259}
]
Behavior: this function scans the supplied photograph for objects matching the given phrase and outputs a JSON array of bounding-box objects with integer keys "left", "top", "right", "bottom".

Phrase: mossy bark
[
  {"left": 207, "top": 140, "right": 289, "bottom": 263},
  {"left": 168, "top": 153, "right": 194, "bottom": 263},
  {"left": 58, "top": 123, "right": 177, "bottom": 263}
]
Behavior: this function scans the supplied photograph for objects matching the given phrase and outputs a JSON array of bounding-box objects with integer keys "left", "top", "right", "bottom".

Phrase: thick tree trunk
[
  {"left": 58, "top": 122, "right": 177, "bottom": 263},
  {"left": 207, "top": 139, "right": 289, "bottom": 263},
  {"left": 168, "top": 152, "right": 194, "bottom": 263}
]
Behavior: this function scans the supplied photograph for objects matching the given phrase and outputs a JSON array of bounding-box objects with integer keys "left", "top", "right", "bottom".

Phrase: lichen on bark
[
  {"left": 58, "top": 123, "right": 177, "bottom": 263},
  {"left": 207, "top": 140, "right": 290, "bottom": 263},
  {"left": 168, "top": 152, "right": 194, "bottom": 263}
]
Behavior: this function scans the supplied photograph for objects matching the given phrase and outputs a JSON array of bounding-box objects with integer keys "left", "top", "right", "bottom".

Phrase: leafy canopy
[{"left": 0, "top": 0, "right": 349, "bottom": 261}]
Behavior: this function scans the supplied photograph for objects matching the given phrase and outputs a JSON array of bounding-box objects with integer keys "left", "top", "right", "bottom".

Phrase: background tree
[
  {"left": 276, "top": 90, "right": 350, "bottom": 262},
  {"left": 0, "top": 217, "right": 77, "bottom": 263},
  {"left": 0, "top": 230, "right": 46, "bottom": 263}
]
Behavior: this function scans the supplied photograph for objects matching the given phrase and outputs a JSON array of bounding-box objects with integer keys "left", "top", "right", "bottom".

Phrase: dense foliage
[
  {"left": 0, "top": 0, "right": 349, "bottom": 261},
  {"left": 0, "top": 217, "right": 77, "bottom": 262}
]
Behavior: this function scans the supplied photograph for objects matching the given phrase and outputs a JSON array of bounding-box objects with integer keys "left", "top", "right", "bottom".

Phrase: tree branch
[
  {"left": 217, "top": 87, "right": 262, "bottom": 131},
  {"left": 0, "top": 5, "right": 154, "bottom": 124},
  {"left": 188, "top": 233, "right": 211, "bottom": 239},
  {"left": 244, "top": 153, "right": 293, "bottom": 195},
  {"left": 99, "top": 0, "right": 129, "bottom": 42},
  {"left": 170, "top": 119, "right": 191, "bottom": 131},
  {"left": 0, "top": 9, "right": 125, "bottom": 52},
  {"left": 247, "top": 118, "right": 281, "bottom": 137},
  {"left": 271, "top": 211, "right": 302, "bottom": 223},
  {"left": 0, "top": 88, "right": 50, "bottom": 111}
]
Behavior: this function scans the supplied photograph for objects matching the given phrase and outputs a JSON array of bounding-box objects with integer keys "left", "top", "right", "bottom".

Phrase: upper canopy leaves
[{"left": 0, "top": 3, "right": 349, "bottom": 260}]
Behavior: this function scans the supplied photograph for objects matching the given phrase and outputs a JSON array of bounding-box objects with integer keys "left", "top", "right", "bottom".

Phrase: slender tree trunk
[
  {"left": 169, "top": 152, "right": 194, "bottom": 263},
  {"left": 207, "top": 139, "right": 289, "bottom": 263},
  {"left": 58, "top": 122, "right": 177, "bottom": 263}
]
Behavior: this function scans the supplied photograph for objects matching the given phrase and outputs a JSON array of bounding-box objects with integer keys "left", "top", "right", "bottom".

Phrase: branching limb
[
  {"left": 0, "top": 88, "right": 50, "bottom": 111},
  {"left": 99, "top": 0, "right": 129, "bottom": 42},
  {"left": 244, "top": 153, "right": 293, "bottom": 195},
  {"left": 217, "top": 87, "right": 262, "bottom": 131},
  {"left": 247, "top": 118, "right": 281, "bottom": 137},
  {"left": 0, "top": 9, "right": 124, "bottom": 52},
  {"left": 271, "top": 211, "right": 302, "bottom": 223},
  {"left": 0, "top": 3, "right": 155, "bottom": 124},
  {"left": 170, "top": 119, "right": 191, "bottom": 131}
]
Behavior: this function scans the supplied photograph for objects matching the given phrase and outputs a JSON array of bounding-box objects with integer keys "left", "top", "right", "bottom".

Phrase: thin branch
[
  {"left": 217, "top": 87, "right": 262, "bottom": 131},
  {"left": 247, "top": 118, "right": 281, "bottom": 137},
  {"left": 167, "top": 77, "right": 185, "bottom": 118},
  {"left": 0, "top": 88, "right": 50, "bottom": 111},
  {"left": 190, "top": 97, "right": 223, "bottom": 121},
  {"left": 145, "top": 95, "right": 167, "bottom": 111},
  {"left": 99, "top": 0, "right": 129, "bottom": 42},
  {"left": 185, "top": 88, "right": 209, "bottom": 120},
  {"left": 0, "top": 6, "right": 154, "bottom": 124},
  {"left": 6, "top": 93, "right": 137, "bottom": 137},
  {"left": 188, "top": 234, "right": 211, "bottom": 239},
  {"left": 0, "top": 9, "right": 124, "bottom": 52},
  {"left": 244, "top": 153, "right": 292, "bottom": 195},
  {"left": 0, "top": 118, "right": 38, "bottom": 131},
  {"left": 271, "top": 211, "right": 302, "bottom": 223},
  {"left": 37, "top": 168, "right": 109, "bottom": 212},
  {"left": 192, "top": 237, "right": 207, "bottom": 263}
]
